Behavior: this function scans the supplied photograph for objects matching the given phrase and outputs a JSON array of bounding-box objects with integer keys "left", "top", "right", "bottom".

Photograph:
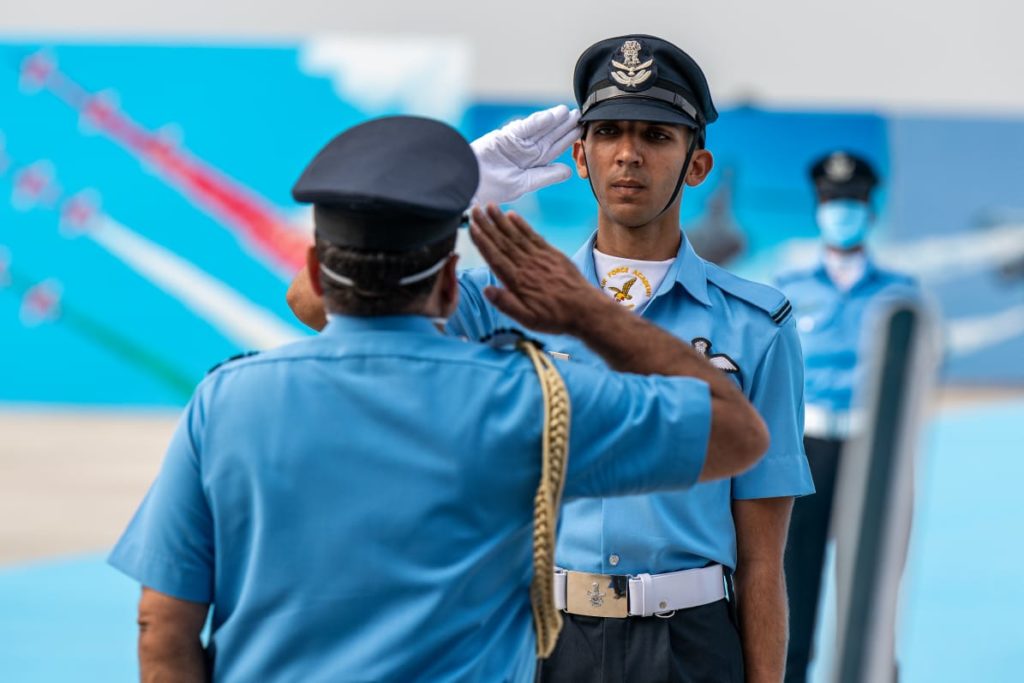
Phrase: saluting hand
[
  {"left": 470, "top": 204, "right": 613, "bottom": 335},
  {"left": 470, "top": 105, "right": 581, "bottom": 206}
]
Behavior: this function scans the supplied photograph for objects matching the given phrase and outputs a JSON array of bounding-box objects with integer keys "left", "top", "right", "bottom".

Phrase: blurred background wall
[
  {"left": 1, "top": 2, "right": 1022, "bottom": 681},
  {"left": 5, "top": 0, "right": 1024, "bottom": 111}
]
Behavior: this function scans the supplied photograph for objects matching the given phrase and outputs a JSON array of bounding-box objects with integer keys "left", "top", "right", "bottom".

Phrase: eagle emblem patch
[
  {"left": 610, "top": 39, "right": 656, "bottom": 90},
  {"left": 600, "top": 265, "right": 653, "bottom": 311},
  {"left": 692, "top": 337, "right": 740, "bottom": 373},
  {"left": 609, "top": 276, "right": 637, "bottom": 302}
]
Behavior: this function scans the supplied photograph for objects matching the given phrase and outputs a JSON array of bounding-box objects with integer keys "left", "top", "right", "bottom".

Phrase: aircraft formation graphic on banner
[{"left": 2, "top": 43, "right": 1023, "bottom": 403}]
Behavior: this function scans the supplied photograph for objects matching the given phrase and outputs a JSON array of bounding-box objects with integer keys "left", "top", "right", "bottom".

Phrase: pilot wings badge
[
  {"left": 692, "top": 337, "right": 740, "bottom": 374},
  {"left": 610, "top": 39, "right": 655, "bottom": 89}
]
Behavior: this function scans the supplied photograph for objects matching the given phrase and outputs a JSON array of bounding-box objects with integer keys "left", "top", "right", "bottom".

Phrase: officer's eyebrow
[
  {"left": 640, "top": 121, "right": 688, "bottom": 139},
  {"left": 585, "top": 120, "right": 688, "bottom": 141},
  {"left": 645, "top": 122, "right": 677, "bottom": 132}
]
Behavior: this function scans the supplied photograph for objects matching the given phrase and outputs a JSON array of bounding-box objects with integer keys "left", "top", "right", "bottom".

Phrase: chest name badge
[{"left": 692, "top": 337, "right": 740, "bottom": 374}]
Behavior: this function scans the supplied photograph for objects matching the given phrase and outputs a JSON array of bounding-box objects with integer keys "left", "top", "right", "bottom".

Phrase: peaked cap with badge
[
  {"left": 292, "top": 115, "right": 479, "bottom": 252},
  {"left": 573, "top": 35, "right": 719, "bottom": 215},
  {"left": 809, "top": 151, "right": 879, "bottom": 200},
  {"left": 573, "top": 34, "right": 718, "bottom": 140}
]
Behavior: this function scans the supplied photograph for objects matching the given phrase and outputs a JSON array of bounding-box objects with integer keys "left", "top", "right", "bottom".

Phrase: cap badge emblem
[
  {"left": 824, "top": 153, "right": 855, "bottom": 183},
  {"left": 611, "top": 39, "right": 654, "bottom": 88}
]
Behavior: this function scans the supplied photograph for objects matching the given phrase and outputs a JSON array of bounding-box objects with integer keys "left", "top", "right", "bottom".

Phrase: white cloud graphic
[{"left": 299, "top": 35, "right": 470, "bottom": 124}]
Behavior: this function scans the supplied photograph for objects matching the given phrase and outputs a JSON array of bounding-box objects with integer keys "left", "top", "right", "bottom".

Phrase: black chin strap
[
  {"left": 580, "top": 125, "right": 599, "bottom": 205},
  {"left": 580, "top": 126, "right": 703, "bottom": 223},
  {"left": 656, "top": 131, "right": 699, "bottom": 219}
]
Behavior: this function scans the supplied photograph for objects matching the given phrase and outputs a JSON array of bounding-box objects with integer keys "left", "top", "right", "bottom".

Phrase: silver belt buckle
[{"left": 565, "top": 571, "right": 629, "bottom": 618}]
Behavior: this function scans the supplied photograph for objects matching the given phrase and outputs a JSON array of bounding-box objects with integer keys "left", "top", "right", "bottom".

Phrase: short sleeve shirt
[
  {"left": 449, "top": 232, "right": 814, "bottom": 574},
  {"left": 109, "top": 314, "right": 714, "bottom": 682},
  {"left": 776, "top": 259, "right": 922, "bottom": 414}
]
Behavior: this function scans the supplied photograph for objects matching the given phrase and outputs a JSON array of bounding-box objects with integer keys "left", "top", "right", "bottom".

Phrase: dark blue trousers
[
  {"left": 784, "top": 436, "right": 843, "bottom": 683},
  {"left": 536, "top": 598, "right": 743, "bottom": 683}
]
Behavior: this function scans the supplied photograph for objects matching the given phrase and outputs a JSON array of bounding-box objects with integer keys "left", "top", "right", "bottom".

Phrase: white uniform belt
[
  {"left": 552, "top": 565, "right": 725, "bottom": 618},
  {"left": 804, "top": 404, "right": 863, "bottom": 440}
]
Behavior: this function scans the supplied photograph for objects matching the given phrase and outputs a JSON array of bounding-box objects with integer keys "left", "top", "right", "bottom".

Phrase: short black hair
[{"left": 315, "top": 233, "right": 456, "bottom": 316}]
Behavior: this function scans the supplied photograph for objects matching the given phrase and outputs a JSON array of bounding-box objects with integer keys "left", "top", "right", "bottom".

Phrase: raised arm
[
  {"left": 285, "top": 106, "right": 580, "bottom": 332},
  {"left": 470, "top": 205, "right": 769, "bottom": 480}
]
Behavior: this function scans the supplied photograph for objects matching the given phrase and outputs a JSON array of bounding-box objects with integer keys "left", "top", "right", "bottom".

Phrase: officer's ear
[
  {"left": 572, "top": 136, "right": 589, "bottom": 180},
  {"left": 306, "top": 245, "right": 324, "bottom": 297},
  {"left": 685, "top": 147, "right": 714, "bottom": 187},
  {"left": 438, "top": 253, "right": 460, "bottom": 317}
]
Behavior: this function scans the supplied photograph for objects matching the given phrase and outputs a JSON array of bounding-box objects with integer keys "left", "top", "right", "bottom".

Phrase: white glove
[{"left": 470, "top": 104, "right": 582, "bottom": 206}]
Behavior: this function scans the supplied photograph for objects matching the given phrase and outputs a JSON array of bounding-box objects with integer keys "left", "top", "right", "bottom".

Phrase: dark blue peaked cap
[
  {"left": 292, "top": 116, "right": 479, "bottom": 250},
  {"left": 574, "top": 35, "right": 718, "bottom": 131},
  {"left": 809, "top": 151, "right": 879, "bottom": 199}
]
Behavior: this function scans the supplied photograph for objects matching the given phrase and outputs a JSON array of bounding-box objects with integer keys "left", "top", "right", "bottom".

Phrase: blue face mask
[{"left": 816, "top": 199, "right": 871, "bottom": 249}]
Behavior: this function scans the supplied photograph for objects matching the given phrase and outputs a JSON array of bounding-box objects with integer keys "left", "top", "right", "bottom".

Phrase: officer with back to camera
[
  {"left": 288, "top": 34, "right": 814, "bottom": 683},
  {"left": 776, "top": 151, "right": 923, "bottom": 683},
  {"left": 108, "top": 115, "right": 769, "bottom": 682}
]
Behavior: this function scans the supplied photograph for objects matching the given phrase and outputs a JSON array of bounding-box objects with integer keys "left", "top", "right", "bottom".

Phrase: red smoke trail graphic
[{"left": 19, "top": 50, "right": 309, "bottom": 275}]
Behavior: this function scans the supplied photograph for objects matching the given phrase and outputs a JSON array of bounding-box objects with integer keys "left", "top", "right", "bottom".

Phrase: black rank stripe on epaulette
[
  {"left": 206, "top": 350, "right": 259, "bottom": 375},
  {"left": 771, "top": 300, "right": 793, "bottom": 325},
  {"left": 479, "top": 327, "right": 544, "bottom": 351}
]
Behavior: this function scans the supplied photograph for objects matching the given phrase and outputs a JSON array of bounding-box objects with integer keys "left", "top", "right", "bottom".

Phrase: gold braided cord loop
[{"left": 516, "top": 339, "right": 571, "bottom": 659}]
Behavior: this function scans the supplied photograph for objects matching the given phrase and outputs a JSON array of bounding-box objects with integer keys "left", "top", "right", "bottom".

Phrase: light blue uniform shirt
[
  {"left": 450, "top": 233, "right": 814, "bottom": 576},
  {"left": 775, "top": 258, "right": 920, "bottom": 414},
  {"left": 110, "top": 314, "right": 714, "bottom": 683}
]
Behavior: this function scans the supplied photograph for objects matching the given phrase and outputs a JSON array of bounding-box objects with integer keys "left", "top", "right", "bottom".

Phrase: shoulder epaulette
[
  {"left": 774, "top": 267, "right": 818, "bottom": 287},
  {"left": 877, "top": 269, "right": 917, "bottom": 287},
  {"left": 771, "top": 299, "right": 793, "bottom": 325},
  {"left": 705, "top": 262, "right": 793, "bottom": 326},
  {"left": 479, "top": 327, "right": 541, "bottom": 351},
  {"left": 206, "top": 350, "right": 259, "bottom": 375}
]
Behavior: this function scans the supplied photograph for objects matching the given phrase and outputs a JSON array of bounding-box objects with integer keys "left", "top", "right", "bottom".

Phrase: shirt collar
[
  {"left": 323, "top": 314, "right": 442, "bottom": 337},
  {"left": 572, "top": 230, "right": 711, "bottom": 307},
  {"left": 814, "top": 251, "right": 878, "bottom": 291},
  {"left": 858, "top": 255, "right": 879, "bottom": 283},
  {"left": 572, "top": 232, "right": 601, "bottom": 284}
]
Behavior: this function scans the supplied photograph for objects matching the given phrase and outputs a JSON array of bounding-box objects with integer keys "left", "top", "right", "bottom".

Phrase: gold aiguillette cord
[{"left": 516, "top": 339, "right": 571, "bottom": 659}]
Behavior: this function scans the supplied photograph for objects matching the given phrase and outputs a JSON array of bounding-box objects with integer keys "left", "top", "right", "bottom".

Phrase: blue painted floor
[
  {"left": 899, "top": 399, "right": 1024, "bottom": 681},
  {"left": 0, "top": 555, "right": 140, "bottom": 680},
  {"left": 807, "top": 398, "right": 1024, "bottom": 682},
  {"left": 2, "top": 400, "right": 1022, "bottom": 681}
]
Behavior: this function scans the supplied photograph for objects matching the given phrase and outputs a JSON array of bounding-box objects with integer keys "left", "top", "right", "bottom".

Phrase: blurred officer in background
[
  {"left": 776, "top": 151, "right": 923, "bottom": 683},
  {"left": 109, "top": 115, "right": 769, "bottom": 682}
]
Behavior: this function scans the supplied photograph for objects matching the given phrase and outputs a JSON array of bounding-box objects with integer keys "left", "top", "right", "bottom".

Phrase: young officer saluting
[
  {"left": 776, "top": 151, "right": 923, "bottom": 683},
  {"left": 455, "top": 35, "right": 813, "bottom": 683},
  {"left": 288, "top": 35, "right": 812, "bottom": 682},
  {"left": 110, "top": 115, "right": 769, "bottom": 683}
]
